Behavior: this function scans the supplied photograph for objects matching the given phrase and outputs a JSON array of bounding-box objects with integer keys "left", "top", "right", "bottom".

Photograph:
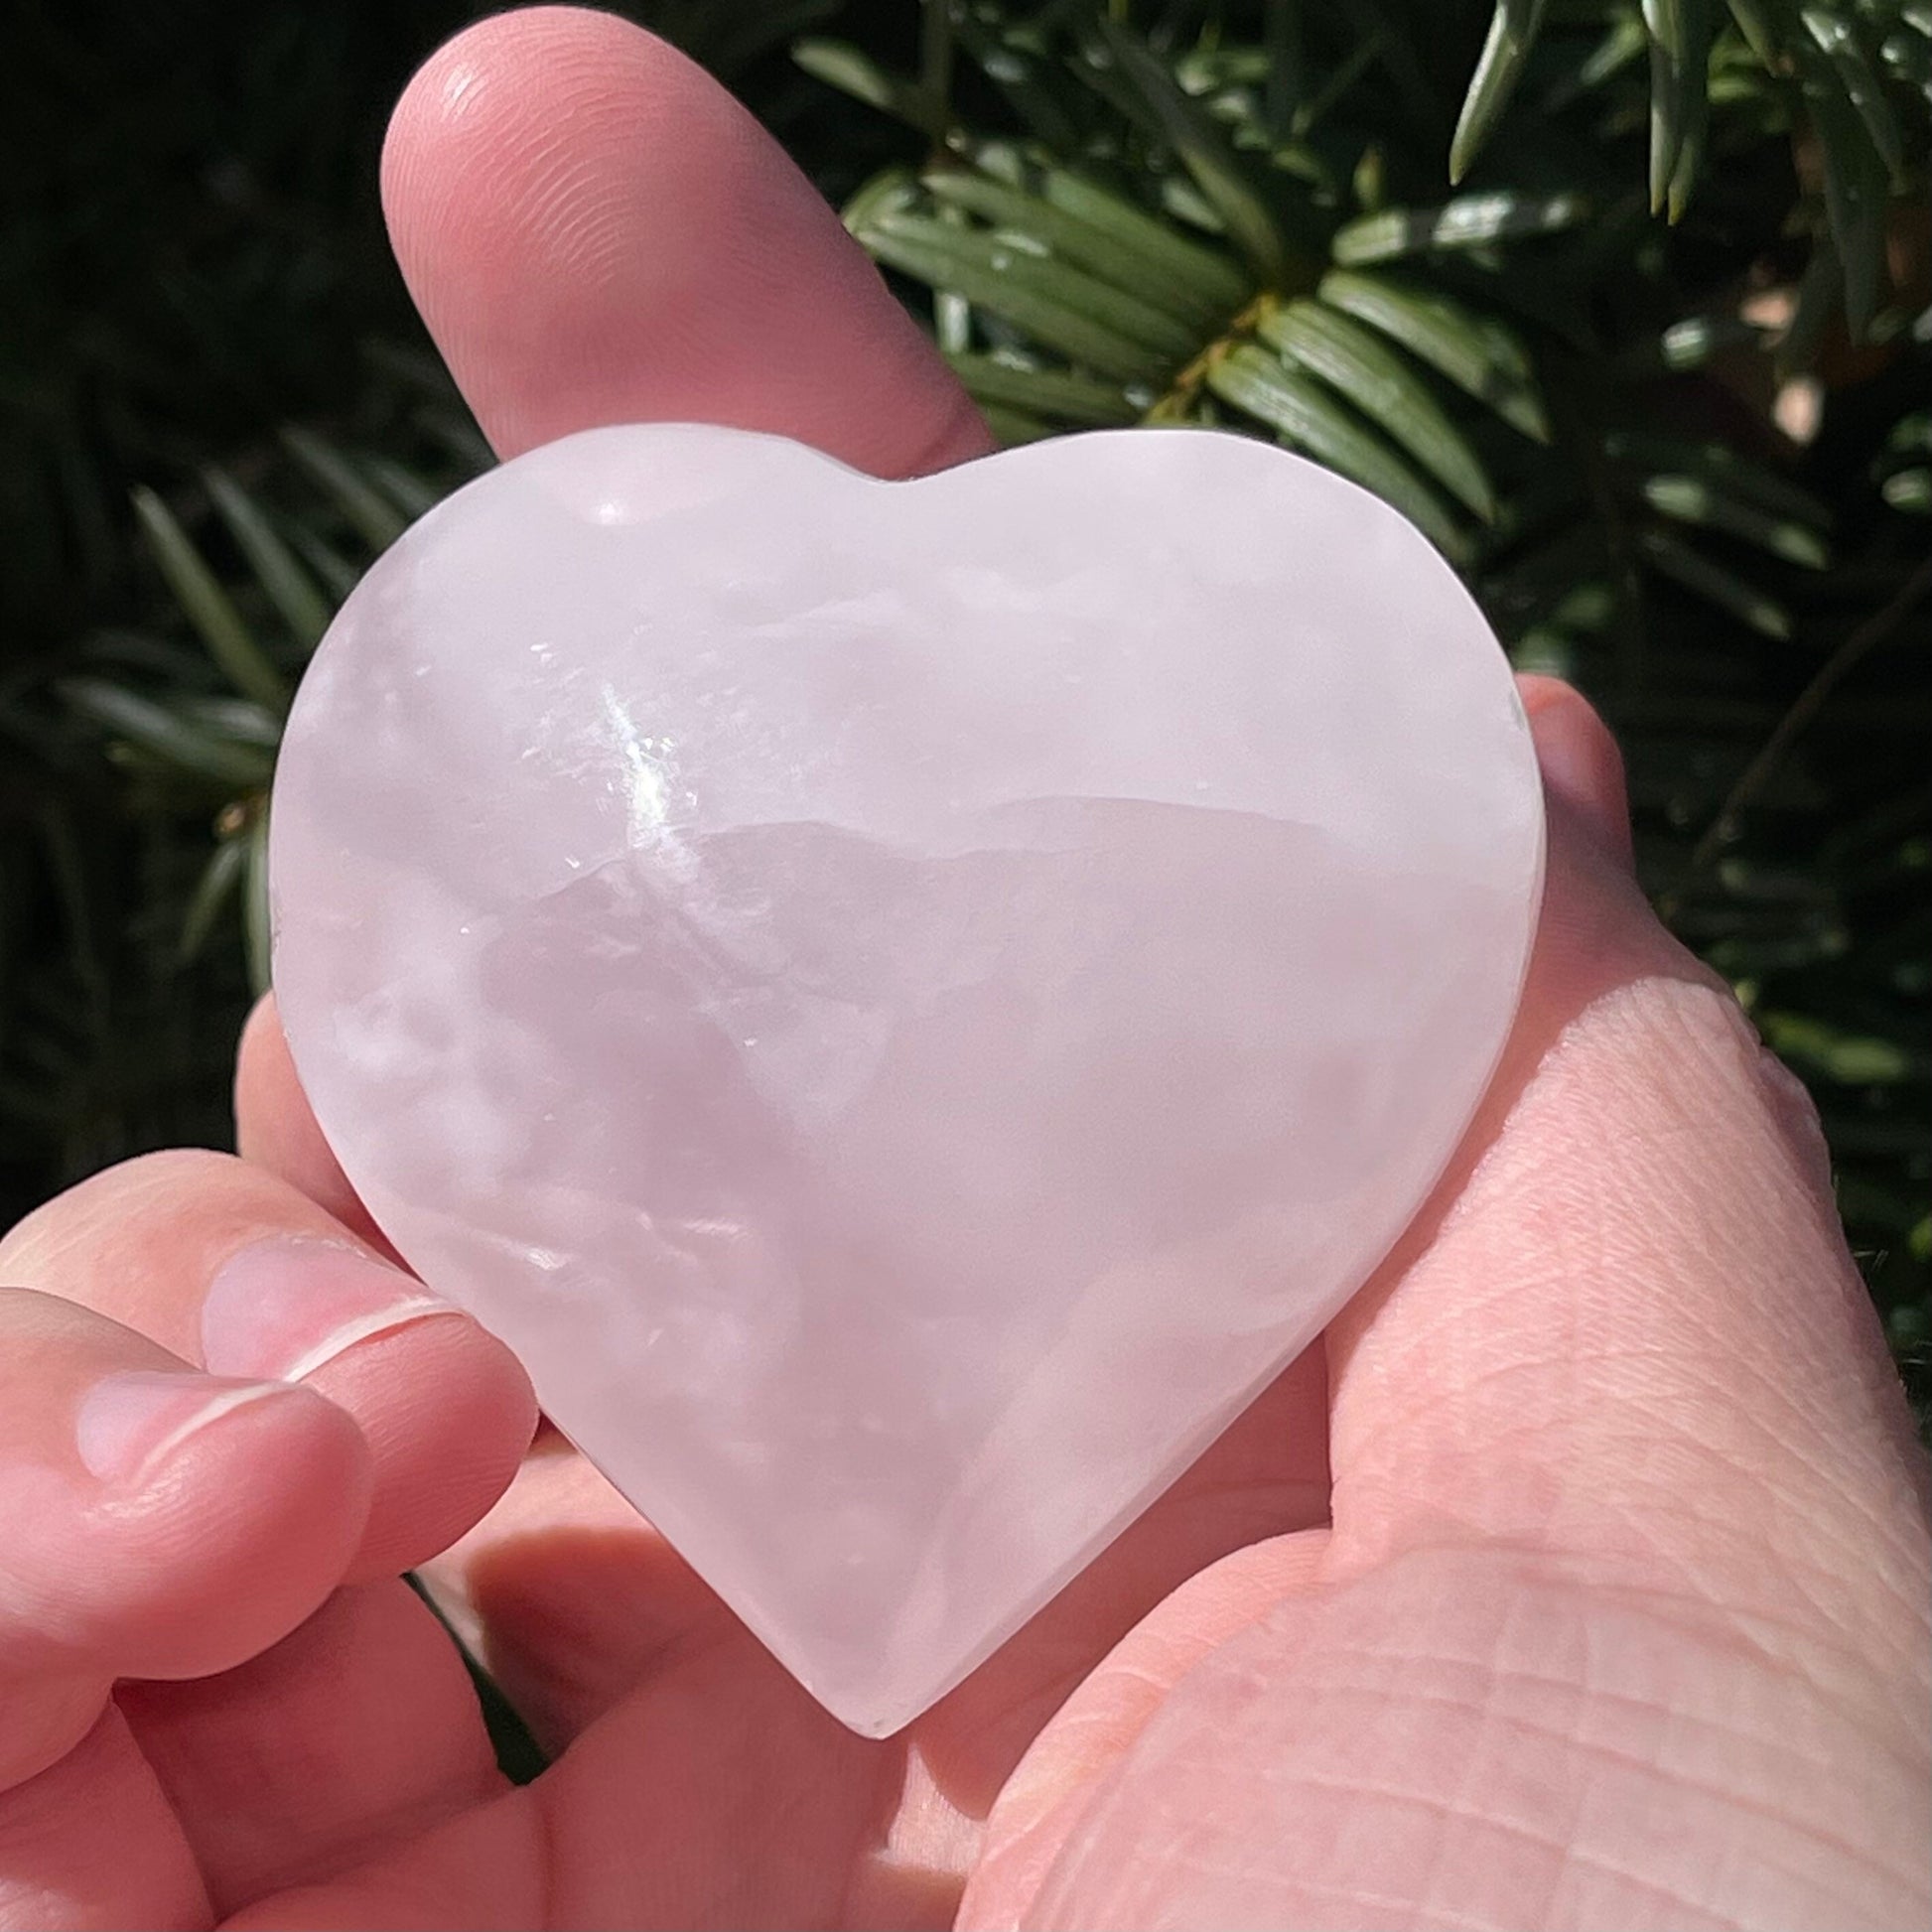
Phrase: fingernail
[
  {"left": 76, "top": 1371, "right": 290, "bottom": 1484},
  {"left": 201, "top": 1239, "right": 455, "bottom": 1383}
]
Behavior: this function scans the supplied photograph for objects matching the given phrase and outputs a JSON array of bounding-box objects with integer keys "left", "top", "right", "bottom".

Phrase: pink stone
[{"left": 270, "top": 424, "right": 1544, "bottom": 1735}]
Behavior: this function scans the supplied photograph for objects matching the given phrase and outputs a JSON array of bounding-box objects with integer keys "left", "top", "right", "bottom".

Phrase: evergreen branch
[{"left": 1679, "top": 554, "right": 1932, "bottom": 892}]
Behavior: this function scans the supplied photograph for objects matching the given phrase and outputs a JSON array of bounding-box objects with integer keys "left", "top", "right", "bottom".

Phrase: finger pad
[
  {"left": 381, "top": 6, "right": 988, "bottom": 472},
  {"left": 89, "top": 1392, "right": 371, "bottom": 1680},
  {"left": 307, "top": 1319, "right": 537, "bottom": 1582}
]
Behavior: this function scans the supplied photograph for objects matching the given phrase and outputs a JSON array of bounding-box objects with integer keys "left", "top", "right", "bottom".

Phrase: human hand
[{"left": 4, "top": 11, "right": 1927, "bottom": 1929}]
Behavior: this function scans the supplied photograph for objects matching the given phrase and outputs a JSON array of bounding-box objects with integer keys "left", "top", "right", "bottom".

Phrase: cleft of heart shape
[{"left": 270, "top": 423, "right": 1545, "bottom": 1736}]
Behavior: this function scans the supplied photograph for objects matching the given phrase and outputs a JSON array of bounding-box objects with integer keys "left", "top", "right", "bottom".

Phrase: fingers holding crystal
[
  {"left": 0, "top": 1150, "right": 535, "bottom": 1582},
  {"left": 0, "top": 1268, "right": 517, "bottom": 1925},
  {"left": 379, "top": 5, "right": 993, "bottom": 475},
  {"left": 326, "top": 0, "right": 1908, "bottom": 1748},
  {"left": 0, "top": 1285, "right": 368, "bottom": 1791}
]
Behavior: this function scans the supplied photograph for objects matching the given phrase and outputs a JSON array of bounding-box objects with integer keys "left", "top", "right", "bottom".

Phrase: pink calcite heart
[{"left": 270, "top": 423, "right": 1544, "bottom": 1734}]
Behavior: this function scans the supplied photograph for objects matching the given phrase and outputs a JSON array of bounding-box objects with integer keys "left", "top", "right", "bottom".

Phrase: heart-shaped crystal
[{"left": 271, "top": 424, "right": 1543, "bottom": 1735}]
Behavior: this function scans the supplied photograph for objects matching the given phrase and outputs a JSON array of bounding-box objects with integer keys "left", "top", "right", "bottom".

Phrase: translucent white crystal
[{"left": 271, "top": 424, "right": 1544, "bottom": 1735}]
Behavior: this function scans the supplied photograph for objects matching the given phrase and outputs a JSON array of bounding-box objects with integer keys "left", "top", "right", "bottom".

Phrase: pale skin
[{"left": 2, "top": 11, "right": 1927, "bottom": 1930}]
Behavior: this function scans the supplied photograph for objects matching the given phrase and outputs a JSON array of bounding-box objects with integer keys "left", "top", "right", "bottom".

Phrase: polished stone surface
[{"left": 271, "top": 424, "right": 1544, "bottom": 1735}]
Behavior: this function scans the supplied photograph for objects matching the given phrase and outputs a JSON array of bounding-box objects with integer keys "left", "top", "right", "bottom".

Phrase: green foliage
[{"left": 1, "top": 1, "right": 1927, "bottom": 1414}]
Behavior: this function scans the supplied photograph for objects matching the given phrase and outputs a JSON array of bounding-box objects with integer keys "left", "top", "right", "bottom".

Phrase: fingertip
[
  {"left": 306, "top": 1312, "right": 537, "bottom": 1582},
  {"left": 82, "top": 1380, "right": 371, "bottom": 1681},
  {"left": 380, "top": 7, "right": 681, "bottom": 321},
  {"left": 195, "top": 1233, "right": 537, "bottom": 1579},
  {"left": 380, "top": 4, "right": 990, "bottom": 473},
  {"left": 1517, "top": 674, "right": 1635, "bottom": 873}
]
